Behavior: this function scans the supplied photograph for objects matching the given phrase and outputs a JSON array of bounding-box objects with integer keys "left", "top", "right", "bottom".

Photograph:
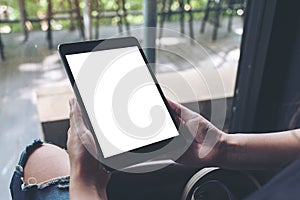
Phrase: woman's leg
[
  {"left": 24, "top": 143, "right": 70, "bottom": 185},
  {"left": 10, "top": 140, "right": 70, "bottom": 200}
]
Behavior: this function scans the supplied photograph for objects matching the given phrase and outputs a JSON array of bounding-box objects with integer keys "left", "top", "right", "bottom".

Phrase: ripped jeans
[{"left": 9, "top": 139, "right": 70, "bottom": 200}]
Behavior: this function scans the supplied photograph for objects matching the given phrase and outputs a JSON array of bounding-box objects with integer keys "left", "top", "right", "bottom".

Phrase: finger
[
  {"left": 167, "top": 99, "right": 181, "bottom": 116},
  {"left": 69, "top": 98, "right": 99, "bottom": 158},
  {"left": 167, "top": 99, "right": 199, "bottom": 122},
  {"left": 69, "top": 98, "right": 88, "bottom": 133},
  {"left": 176, "top": 116, "right": 184, "bottom": 125},
  {"left": 79, "top": 129, "right": 99, "bottom": 159}
]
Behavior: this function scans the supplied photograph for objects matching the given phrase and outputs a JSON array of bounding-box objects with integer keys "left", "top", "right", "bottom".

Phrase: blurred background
[{"left": 0, "top": 0, "right": 247, "bottom": 199}]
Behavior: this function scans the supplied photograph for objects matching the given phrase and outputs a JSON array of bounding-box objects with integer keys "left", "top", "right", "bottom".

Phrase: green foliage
[{"left": 0, "top": 0, "right": 211, "bottom": 32}]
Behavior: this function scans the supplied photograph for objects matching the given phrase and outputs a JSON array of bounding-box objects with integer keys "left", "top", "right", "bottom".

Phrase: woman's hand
[
  {"left": 67, "top": 98, "right": 110, "bottom": 200},
  {"left": 168, "top": 100, "right": 227, "bottom": 167}
]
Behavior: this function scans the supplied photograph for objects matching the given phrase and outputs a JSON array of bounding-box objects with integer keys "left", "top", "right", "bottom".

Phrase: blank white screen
[{"left": 66, "top": 46, "right": 179, "bottom": 158}]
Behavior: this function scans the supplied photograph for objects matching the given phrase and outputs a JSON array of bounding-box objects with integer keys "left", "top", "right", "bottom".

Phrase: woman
[{"left": 10, "top": 98, "right": 300, "bottom": 199}]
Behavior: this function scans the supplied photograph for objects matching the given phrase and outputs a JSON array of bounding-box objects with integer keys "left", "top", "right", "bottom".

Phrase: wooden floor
[{"left": 0, "top": 17, "right": 243, "bottom": 198}]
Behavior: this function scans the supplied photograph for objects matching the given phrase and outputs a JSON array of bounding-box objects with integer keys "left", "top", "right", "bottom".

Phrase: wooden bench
[
  {"left": 36, "top": 84, "right": 74, "bottom": 148},
  {"left": 35, "top": 66, "right": 236, "bottom": 147}
]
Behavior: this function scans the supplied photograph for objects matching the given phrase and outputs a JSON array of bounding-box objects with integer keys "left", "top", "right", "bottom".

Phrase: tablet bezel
[{"left": 58, "top": 37, "right": 185, "bottom": 170}]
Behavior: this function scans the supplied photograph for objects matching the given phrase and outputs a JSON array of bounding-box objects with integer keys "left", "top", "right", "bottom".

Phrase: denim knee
[{"left": 10, "top": 139, "right": 69, "bottom": 200}]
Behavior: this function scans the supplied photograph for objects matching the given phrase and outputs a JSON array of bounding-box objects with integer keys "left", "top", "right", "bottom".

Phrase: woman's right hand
[
  {"left": 68, "top": 98, "right": 110, "bottom": 200},
  {"left": 168, "top": 100, "right": 228, "bottom": 167}
]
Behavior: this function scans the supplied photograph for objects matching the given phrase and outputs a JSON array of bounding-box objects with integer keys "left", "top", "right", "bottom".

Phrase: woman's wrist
[
  {"left": 71, "top": 165, "right": 106, "bottom": 189},
  {"left": 70, "top": 172, "right": 108, "bottom": 200},
  {"left": 212, "top": 130, "right": 230, "bottom": 167},
  {"left": 214, "top": 133, "right": 247, "bottom": 169}
]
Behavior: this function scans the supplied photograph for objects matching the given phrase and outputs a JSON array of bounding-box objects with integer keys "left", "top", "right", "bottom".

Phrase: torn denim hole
[
  {"left": 16, "top": 165, "right": 23, "bottom": 173},
  {"left": 22, "top": 176, "right": 70, "bottom": 191},
  {"left": 10, "top": 139, "right": 70, "bottom": 200},
  {"left": 18, "top": 139, "right": 43, "bottom": 168}
]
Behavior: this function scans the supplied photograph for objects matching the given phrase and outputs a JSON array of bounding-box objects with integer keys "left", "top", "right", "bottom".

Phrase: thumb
[{"left": 69, "top": 98, "right": 88, "bottom": 134}]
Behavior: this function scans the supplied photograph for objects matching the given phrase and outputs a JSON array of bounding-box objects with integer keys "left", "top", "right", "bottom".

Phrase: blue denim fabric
[
  {"left": 10, "top": 139, "right": 70, "bottom": 200},
  {"left": 246, "top": 158, "right": 300, "bottom": 200}
]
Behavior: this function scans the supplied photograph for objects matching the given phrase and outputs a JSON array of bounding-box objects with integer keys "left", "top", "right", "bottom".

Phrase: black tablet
[{"left": 58, "top": 37, "right": 186, "bottom": 170}]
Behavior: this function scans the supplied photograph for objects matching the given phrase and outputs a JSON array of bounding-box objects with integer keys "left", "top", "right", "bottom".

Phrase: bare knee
[{"left": 24, "top": 143, "right": 70, "bottom": 185}]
